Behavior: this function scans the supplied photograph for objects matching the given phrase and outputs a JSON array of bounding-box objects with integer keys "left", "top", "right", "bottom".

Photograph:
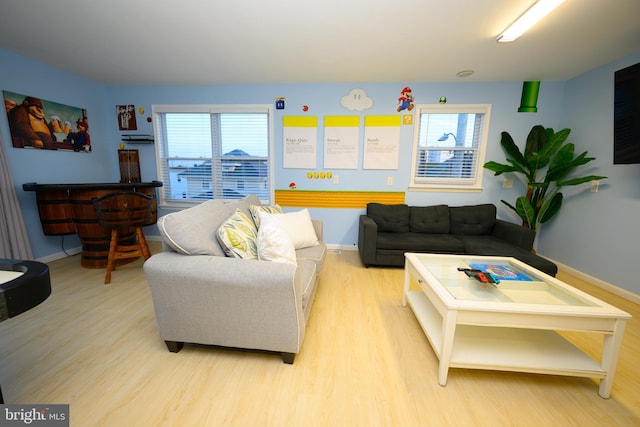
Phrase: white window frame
[
  {"left": 152, "top": 104, "right": 274, "bottom": 208},
  {"left": 409, "top": 104, "right": 491, "bottom": 192}
]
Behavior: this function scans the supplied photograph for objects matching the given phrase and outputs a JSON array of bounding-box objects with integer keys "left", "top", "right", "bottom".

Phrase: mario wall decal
[
  {"left": 66, "top": 118, "right": 91, "bottom": 152},
  {"left": 397, "top": 86, "right": 415, "bottom": 112}
]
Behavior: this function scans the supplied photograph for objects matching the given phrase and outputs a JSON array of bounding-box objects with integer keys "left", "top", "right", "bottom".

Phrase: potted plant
[{"left": 483, "top": 125, "right": 607, "bottom": 232}]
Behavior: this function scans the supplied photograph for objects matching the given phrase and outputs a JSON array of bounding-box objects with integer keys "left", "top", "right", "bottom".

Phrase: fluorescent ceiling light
[{"left": 497, "top": 0, "right": 565, "bottom": 42}]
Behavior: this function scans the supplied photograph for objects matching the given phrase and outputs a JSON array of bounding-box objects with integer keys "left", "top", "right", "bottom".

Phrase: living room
[{"left": 1, "top": 1, "right": 639, "bottom": 425}]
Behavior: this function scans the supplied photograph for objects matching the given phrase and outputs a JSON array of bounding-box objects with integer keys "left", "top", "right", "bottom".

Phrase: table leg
[
  {"left": 599, "top": 319, "right": 627, "bottom": 399},
  {"left": 438, "top": 310, "right": 458, "bottom": 386},
  {"left": 402, "top": 263, "right": 411, "bottom": 307}
]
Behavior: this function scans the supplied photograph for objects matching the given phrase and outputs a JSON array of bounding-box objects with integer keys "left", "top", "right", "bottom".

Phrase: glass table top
[{"left": 412, "top": 254, "right": 598, "bottom": 307}]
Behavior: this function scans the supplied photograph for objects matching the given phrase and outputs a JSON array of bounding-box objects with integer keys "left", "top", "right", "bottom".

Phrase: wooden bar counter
[{"left": 23, "top": 181, "right": 162, "bottom": 268}]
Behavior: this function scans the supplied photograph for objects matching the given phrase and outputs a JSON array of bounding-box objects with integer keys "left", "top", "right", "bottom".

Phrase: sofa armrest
[
  {"left": 143, "top": 253, "right": 305, "bottom": 354},
  {"left": 491, "top": 219, "right": 535, "bottom": 250},
  {"left": 358, "top": 215, "right": 378, "bottom": 267}
]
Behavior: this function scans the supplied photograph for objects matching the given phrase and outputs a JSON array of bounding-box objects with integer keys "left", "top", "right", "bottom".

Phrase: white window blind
[
  {"left": 153, "top": 105, "right": 272, "bottom": 206},
  {"left": 410, "top": 104, "right": 491, "bottom": 191}
]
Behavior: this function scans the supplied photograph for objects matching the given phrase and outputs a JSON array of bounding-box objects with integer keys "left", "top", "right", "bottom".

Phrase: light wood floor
[{"left": 1, "top": 242, "right": 639, "bottom": 426}]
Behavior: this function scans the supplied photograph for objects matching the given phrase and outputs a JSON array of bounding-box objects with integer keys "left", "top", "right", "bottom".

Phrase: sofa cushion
[
  {"left": 257, "top": 221, "right": 296, "bottom": 264},
  {"left": 250, "top": 204, "right": 283, "bottom": 228},
  {"left": 367, "top": 203, "right": 410, "bottom": 233},
  {"left": 377, "top": 232, "right": 465, "bottom": 253},
  {"left": 410, "top": 205, "right": 450, "bottom": 234},
  {"left": 449, "top": 204, "right": 496, "bottom": 235},
  {"left": 295, "top": 242, "right": 327, "bottom": 275},
  {"left": 217, "top": 209, "right": 259, "bottom": 259},
  {"left": 157, "top": 199, "right": 231, "bottom": 256},
  {"left": 225, "top": 194, "right": 261, "bottom": 218},
  {"left": 258, "top": 209, "right": 319, "bottom": 249}
]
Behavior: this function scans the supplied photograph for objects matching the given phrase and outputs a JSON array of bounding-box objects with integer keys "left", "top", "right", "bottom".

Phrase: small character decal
[
  {"left": 66, "top": 118, "right": 91, "bottom": 152},
  {"left": 397, "top": 87, "right": 414, "bottom": 112}
]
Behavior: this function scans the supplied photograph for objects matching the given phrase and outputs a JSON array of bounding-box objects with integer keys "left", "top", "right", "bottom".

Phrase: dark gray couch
[{"left": 358, "top": 203, "right": 558, "bottom": 276}]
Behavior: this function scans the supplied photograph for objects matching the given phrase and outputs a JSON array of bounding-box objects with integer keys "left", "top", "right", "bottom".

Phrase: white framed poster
[
  {"left": 324, "top": 116, "right": 359, "bottom": 169},
  {"left": 363, "top": 115, "right": 400, "bottom": 169},
  {"left": 283, "top": 116, "right": 318, "bottom": 169}
]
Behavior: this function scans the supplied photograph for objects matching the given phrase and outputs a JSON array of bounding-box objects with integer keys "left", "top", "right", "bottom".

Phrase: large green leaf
[
  {"left": 500, "top": 132, "right": 525, "bottom": 166},
  {"left": 545, "top": 143, "right": 576, "bottom": 182},
  {"left": 515, "top": 197, "right": 535, "bottom": 229},
  {"left": 570, "top": 151, "right": 596, "bottom": 167},
  {"left": 539, "top": 192, "right": 563, "bottom": 224},
  {"left": 524, "top": 125, "right": 547, "bottom": 159},
  {"left": 538, "top": 128, "right": 569, "bottom": 159},
  {"left": 500, "top": 199, "right": 518, "bottom": 216},
  {"left": 483, "top": 161, "right": 519, "bottom": 175},
  {"left": 557, "top": 175, "right": 607, "bottom": 187},
  {"left": 526, "top": 152, "right": 551, "bottom": 172},
  {"left": 547, "top": 127, "right": 570, "bottom": 146}
]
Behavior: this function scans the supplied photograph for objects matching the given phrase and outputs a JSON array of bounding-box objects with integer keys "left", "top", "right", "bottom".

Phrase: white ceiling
[{"left": 1, "top": 0, "right": 639, "bottom": 85}]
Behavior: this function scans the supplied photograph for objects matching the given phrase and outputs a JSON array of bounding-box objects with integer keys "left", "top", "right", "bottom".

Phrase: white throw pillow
[
  {"left": 258, "top": 209, "right": 319, "bottom": 249},
  {"left": 249, "top": 204, "right": 283, "bottom": 228},
  {"left": 257, "top": 222, "right": 296, "bottom": 264}
]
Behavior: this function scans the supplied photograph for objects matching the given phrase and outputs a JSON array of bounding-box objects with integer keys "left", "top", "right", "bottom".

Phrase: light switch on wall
[{"left": 387, "top": 176, "right": 393, "bottom": 186}]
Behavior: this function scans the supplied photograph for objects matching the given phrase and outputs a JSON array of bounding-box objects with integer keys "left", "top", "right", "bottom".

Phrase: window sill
[{"left": 408, "top": 185, "right": 483, "bottom": 193}]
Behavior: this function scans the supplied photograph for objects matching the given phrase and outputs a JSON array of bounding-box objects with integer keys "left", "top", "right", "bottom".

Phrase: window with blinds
[
  {"left": 410, "top": 104, "right": 491, "bottom": 191},
  {"left": 153, "top": 105, "right": 272, "bottom": 206}
]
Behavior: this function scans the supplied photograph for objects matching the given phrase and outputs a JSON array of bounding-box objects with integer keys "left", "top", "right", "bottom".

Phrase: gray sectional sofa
[
  {"left": 144, "top": 195, "right": 326, "bottom": 364},
  {"left": 358, "top": 202, "right": 557, "bottom": 276}
]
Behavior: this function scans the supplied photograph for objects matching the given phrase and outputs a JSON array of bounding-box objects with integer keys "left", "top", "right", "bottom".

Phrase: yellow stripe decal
[{"left": 274, "top": 190, "right": 405, "bottom": 208}]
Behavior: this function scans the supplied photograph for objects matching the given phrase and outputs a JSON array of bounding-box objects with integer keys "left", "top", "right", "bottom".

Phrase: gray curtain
[{"left": 0, "top": 132, "right": 33, "bottom": 259}]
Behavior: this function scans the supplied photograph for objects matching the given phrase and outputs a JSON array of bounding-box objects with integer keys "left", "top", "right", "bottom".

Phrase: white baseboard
[
  {"left": 36, "top": 247, "right": 82, "bottom": 264},
  {"left": 550, "top": 258, "right": 640, "bottom": 305},
  {"left": 326, "top": 244, "right": 358, "bottom": 253}
]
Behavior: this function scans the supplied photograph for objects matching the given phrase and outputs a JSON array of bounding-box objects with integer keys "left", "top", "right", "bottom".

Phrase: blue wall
[
  {"left": 2, "top": 47, "right": 639, "bottom": 296},
  {"left": 538, "top": 50, "right": 640, "bottom": 296},
  {"left": 104, "top": 80, "right": 565, "bottom": 246}
]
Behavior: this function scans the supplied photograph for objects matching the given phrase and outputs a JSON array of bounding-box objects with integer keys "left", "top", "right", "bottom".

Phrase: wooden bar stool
[{"left": 92, "top": 191, "right": 154, "bottom": 284}]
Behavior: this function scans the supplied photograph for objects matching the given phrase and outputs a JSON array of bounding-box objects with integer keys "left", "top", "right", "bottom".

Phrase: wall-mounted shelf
[{"left": 121, "top": 134, "right": 154, "bottom": 144}]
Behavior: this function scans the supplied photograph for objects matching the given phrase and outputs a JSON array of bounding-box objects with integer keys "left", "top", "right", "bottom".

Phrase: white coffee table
[{"left": 402, "top": 253, "right": 631, "bottom": 398}]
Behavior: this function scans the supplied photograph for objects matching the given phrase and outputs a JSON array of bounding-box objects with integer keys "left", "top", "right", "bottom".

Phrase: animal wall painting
[{"left": 3, "top": 90, "right": 91, "bottom": 152}]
